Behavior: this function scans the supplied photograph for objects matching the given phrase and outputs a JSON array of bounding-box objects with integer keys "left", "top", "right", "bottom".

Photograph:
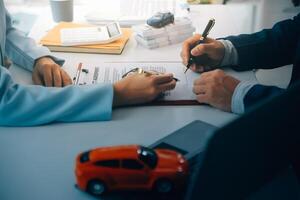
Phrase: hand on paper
[
  {"left": 113, "top": 73, "right": 176, "bottom": 107},
  {"left": 193, "top": 69, "right": 240, "bottom": 112},
  {"left": 181, "top": 34, "right": 225, "bottom": 73},
  {"left": 33, "top": 57, "right": 73, "bottom": 87}
]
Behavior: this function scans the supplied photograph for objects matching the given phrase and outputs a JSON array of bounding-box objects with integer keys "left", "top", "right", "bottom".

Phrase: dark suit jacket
[
  {"left": 180, "top": 16, "right": 300, "bottom": 199},
  {"left": 226, "top": 13, "right": 300, "bottom": 111},
  {"left": 185, "top": 80, "right": 300, "bottom": 200}
]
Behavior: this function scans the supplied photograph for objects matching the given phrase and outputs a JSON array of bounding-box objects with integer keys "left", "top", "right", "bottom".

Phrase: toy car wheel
[
  {"left": 87, "top": 180, "right": 106, "bottom": 196},
  {"left": 154, "top": 179, "right": 173, "bottom": 194}
]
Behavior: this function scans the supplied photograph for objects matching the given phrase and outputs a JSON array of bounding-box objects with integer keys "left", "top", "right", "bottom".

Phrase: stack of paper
[
  {"left": 40, "top": 22, "right": 132, "bottom": 55},
  {"left": 133, "top": 18, "right": 195, "bottom": 49}
]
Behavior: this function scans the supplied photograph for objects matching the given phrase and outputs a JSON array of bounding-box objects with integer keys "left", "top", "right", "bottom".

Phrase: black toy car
[{"left": 146, "top": 12, "right": 175, "bottom": 28}]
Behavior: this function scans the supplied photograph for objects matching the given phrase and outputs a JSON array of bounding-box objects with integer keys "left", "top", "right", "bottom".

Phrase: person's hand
[
  {"left": 32, "top": 57, "right": 73, "bottom": 87},
  {"left": 193, "top": 69, "right": 240, "bottom": 112},
  {"left": 113, "top": 73, "right": 176, "bottom": 107},
  {"left": 181, "top": 34, "right": 225, "bottom": 73}
]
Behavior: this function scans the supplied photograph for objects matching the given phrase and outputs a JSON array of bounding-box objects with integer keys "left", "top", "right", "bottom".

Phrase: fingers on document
[
  {"left": 61, "top": 69, "right": 73, "bottom": 86},
  {"left": 53, "top": 67, "right": 62, "bottom": 87},
  {"left": 153, "top": 73, "right": 174, "bottom": 84},
  {"left": 196, "top": 93, "right": 210, "bottom": 104},
  {"left": 193, "top": 85, "right": 206, "bottom": 95},
  {"left": 157, "top": 79, "right": 177, "bottom": 92},
  {"left": 32, "top": 72, "right": 43, "bottom": 86},
  {"left": 43, "top": 67, "right": 53, "bottom": 87}
]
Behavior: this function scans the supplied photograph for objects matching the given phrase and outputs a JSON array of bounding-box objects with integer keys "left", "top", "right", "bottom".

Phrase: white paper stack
[{"left": 133, "top": 17, "right": 195, "bottom": 49}]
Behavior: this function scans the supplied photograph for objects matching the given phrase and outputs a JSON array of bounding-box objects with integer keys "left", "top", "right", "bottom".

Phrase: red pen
[{"left": 73, "top": 62, "right": 83, "bottom": 85}]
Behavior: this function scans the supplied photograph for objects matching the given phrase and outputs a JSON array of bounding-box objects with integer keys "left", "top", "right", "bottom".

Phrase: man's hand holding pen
[
  {"left": 180, "top": 22, "right": 240, "bottom": 112},
  {"left": 181, "top": 34, "right": 225, "bottom": 73},
  {"left": 183, "top": 18, "right": 217, "bottom": 73}
]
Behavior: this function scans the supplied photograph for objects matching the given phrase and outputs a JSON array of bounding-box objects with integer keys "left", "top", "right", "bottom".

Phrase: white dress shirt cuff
[
  {"left": 231, "top": 81, "right": 258, "bottom": 114},
  {"left": 218, "top": 39, "right": 239, "bottom": 67}
]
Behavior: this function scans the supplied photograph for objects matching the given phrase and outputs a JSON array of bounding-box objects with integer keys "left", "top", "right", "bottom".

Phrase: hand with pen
[
  {"left": 113, "top": 73, "right": 176, "bottom": 107},
  {"left": 181, "top": 34, "right": 225, "bottom": 73},
  {"left": 180, "top": 33, "right": 240, "bottom": 112}
]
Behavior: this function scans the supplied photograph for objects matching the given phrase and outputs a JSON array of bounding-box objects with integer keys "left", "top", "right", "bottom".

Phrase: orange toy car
[{"left": 75, "top": 145, "right": 189, "bottom": 196}]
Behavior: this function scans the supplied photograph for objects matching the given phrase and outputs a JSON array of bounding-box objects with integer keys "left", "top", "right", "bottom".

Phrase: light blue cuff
[
  {"left": 218, "top": 39, "right": 239, "bottom": 67},
  {"left": 231, "top": 81, "right": 257, "bottom": 114},
  {"left": 5, "top": 28, "right": 65, "bottom": 70},
  {"left": 0, "top": 65, "right": 114, "bottom": 126},
  {"left": 37, "top": 55, "right": 65, "bottom": 67},
  {"left": 49, "top": 56, "right": 65, "bottom": 66}
]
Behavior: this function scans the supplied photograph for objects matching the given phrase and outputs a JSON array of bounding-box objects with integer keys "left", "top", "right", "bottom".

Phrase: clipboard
[{"left": 73, "top": 62, "right": 200, "bottom": 105}]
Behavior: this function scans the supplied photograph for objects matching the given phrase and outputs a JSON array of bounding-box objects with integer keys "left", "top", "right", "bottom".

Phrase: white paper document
[{"left": 75, "top": 62, "right": 199, "bottom": 102}]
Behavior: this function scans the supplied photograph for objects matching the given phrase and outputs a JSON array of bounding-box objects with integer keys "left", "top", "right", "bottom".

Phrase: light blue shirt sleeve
[
  {"left": 0, "top": 67, "right": 114, "bottom": 126},
  {"left": 0, "top": 2, "right": 114, "bottom": 126},
  {"left": 218, "top": 39, "right": 257, "bottom": 114},
  {"left": 4, "top": 9, "right": 64, "bottom": 71}
]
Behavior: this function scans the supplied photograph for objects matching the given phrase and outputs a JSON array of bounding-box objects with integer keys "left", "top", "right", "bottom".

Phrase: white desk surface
[{"left": 0, "top": 4, "right": 257, "bottom": 200}]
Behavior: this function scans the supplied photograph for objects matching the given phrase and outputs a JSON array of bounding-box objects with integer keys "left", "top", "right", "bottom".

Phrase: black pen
[
  {"left": 173, "top": 77, "right": 180, "bottom": 82},
  {"left": 184, "top": 18, "right": 215, "bottom": 73}
]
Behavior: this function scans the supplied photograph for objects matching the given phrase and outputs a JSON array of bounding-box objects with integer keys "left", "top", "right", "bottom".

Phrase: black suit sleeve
[
  {"left": 226, "top": 13, "right": 300, "bottom": 71},
  {"left": 243, "top": 84, "right": 285, "bottom": 112}
]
